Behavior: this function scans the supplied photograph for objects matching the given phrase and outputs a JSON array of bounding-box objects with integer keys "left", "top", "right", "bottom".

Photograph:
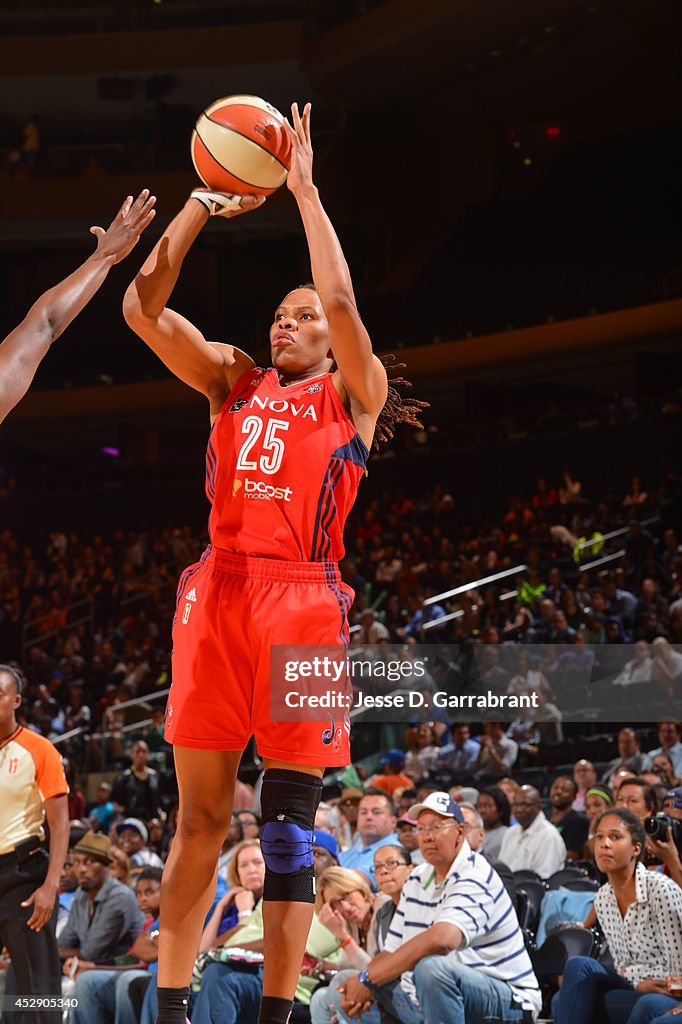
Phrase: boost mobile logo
[{"left": 233, "top": 478, "right": 293, "bottom": 502}]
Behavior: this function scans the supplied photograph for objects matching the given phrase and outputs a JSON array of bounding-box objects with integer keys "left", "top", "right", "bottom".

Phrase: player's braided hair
[
  {"left": 373, "top": 352, "right": 429, "bottom": 451},
  {"left": 292, "top": 283, "right": 429, "bottom": 451}
]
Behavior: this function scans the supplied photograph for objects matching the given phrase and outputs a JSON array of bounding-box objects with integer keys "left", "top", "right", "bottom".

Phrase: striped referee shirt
[{"left": 383, "top": 839, "right": 541, "bottom": 1017}]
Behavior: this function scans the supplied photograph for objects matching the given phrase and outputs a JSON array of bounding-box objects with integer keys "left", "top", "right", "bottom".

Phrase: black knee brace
[{"left": 260, "top": 768, "right": 323, "bottom": 903}]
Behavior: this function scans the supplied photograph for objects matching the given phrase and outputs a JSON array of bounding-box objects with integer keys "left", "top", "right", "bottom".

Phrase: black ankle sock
[
  {"left": 156, "top": 985, "right": 190, "bottom": 1024},
  {"left": 258, "top": 995, "right": 293, "bottom": 1024}
]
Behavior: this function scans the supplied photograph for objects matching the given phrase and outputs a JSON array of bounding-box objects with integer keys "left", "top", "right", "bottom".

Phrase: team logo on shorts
[
  {"left": 305, "top": 383, "right": 322, "bottom": 394},
  {"left": 229, "top": 399, "right": 248, "bottom": 413},
  {"left": 321, "top": 716, "right": 344, "bottom": 749},
  {"left": 182, "top": 602, "right": 192, "bottom": 625}
]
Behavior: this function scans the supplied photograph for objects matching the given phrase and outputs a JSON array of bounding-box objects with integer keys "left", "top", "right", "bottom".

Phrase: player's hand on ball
[
  {"left": 90, "top": 188, "right": 156, "bottom": 263},
  {"left": 191, "top": 188, "right": 266, "bottom": 218},
  {"left": 283, "top": 102, "right": 314, "bottom": 193}
]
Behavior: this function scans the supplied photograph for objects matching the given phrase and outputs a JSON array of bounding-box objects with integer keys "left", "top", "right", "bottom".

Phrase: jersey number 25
[{"left": 236, "top": 416, "right": 289, "bottom": 475}]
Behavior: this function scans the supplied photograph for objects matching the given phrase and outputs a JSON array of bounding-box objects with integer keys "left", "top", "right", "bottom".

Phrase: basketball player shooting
[
  {"left": 0, "top": 189, "right": 156, "bottom": 425},
  {"left": 123, "top": 102, "right": 423, "bottom": 1024}
]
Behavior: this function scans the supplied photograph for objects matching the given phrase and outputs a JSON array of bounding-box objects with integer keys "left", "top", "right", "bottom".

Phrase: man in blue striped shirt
[{"left": 338, "top": 791, "right": 541, "bottom": 1023}]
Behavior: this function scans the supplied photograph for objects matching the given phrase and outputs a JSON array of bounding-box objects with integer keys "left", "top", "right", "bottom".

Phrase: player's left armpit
[{"left": 260, "top": 768, "right": 323, "bottom": 903}]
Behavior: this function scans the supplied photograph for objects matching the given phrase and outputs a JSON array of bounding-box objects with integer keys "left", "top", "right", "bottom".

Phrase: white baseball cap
[{"left": 408, "top": 792, "right": 464, "bottom": 823}]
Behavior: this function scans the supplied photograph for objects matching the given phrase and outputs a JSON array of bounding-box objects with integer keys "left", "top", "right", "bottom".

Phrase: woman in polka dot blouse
[{"left": 552, "top": 807, "right": 682, "bottom": 1023}]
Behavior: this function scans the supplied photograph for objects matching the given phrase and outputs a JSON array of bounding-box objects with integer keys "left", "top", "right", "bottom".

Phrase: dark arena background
[{"left": 1, "top": 1, "right": 682, "bottom": 1021}]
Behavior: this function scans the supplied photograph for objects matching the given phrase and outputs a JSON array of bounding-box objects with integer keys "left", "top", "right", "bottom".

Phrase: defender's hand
[{"left": 90, "top": 189, "right": 157, "bottom": 263}]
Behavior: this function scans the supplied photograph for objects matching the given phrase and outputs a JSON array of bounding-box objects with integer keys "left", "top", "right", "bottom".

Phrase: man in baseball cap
[
  {"left": 312, "top": 830, "right": 339, "bottom": 875},
  {"left": 115, "top": 818, "right": 163, "bottom": 875},
  {"left": 115, "top": 817, "right": 149, "bottom": 845},
  {"left": 663, "top": 787, "right": 682, "bottom": 811},
  {"left": 395, "top": 813, "right": 423, "bottom": 865},
  {"left": 407, "top": 791, "right": 465, "bottom": 825},
  {"left": 338, "top": 790, "right": 540, "bottom": 1022},
  {"left": 338, "top": 787, "right": 363, "bottom": 846}
]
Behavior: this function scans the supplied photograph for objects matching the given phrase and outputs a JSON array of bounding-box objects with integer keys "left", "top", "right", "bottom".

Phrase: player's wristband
[{"left": 190, "top": 190, "right": 242, "bottom": 216}]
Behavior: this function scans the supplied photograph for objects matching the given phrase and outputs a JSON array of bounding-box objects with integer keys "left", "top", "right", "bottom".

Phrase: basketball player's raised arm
[
  {"left": 123, "top": 192, "right": 264, "bottom": 403},
  {"left": 284, "top": 103, "right": 388, "bottom": 417},
  {"left": 0, "top": 190, "right": 156, "bottom": 426}
]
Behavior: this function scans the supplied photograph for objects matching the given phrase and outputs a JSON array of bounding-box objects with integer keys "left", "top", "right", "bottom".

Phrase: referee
[{"left": 0, "top": 664, "right": 69, "bottom": 1024}]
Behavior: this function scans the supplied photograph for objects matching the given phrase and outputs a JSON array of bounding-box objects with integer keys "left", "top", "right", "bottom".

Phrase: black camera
[{"left": 644, "top": 812, "right": 682, "bottom": 846}]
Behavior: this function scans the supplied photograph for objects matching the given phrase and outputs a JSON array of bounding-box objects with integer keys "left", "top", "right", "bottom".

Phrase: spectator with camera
[
  {"left": 552, "top": 808, "right": 682, "bottom": 1024},
  {"left": 644, "top": 788, "right": 682, "bottom": 889}
]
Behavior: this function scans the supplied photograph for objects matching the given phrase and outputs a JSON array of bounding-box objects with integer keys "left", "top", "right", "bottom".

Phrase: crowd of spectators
[
  {"left": 13, "top": 747, "right": 682, "bottom": 1022},
  {"left": 1, "top": 465, "right": 681, "bottom": 1020},
  {"left": 0, "top": 467, "right": 680, "bottom": 765}
]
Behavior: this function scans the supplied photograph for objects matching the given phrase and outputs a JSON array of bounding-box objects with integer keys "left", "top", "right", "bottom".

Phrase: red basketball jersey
[{"left": 206, "top": 368, "right": 369, "bottom": 561}]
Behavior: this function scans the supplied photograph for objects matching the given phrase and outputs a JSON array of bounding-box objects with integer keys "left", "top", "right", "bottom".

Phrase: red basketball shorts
[{"left": 165, "top": 546, "right": 353, "bottom": 766}]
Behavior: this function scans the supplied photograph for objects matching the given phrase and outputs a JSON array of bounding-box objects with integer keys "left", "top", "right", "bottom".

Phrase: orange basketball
[{"left": 191, "top": 94, "right": 291, "bottom": 196}]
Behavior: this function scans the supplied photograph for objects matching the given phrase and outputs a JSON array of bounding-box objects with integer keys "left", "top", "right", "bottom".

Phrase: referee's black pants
[{"left": 0, "top": 849, "right": 61, "bottom": 1024}]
